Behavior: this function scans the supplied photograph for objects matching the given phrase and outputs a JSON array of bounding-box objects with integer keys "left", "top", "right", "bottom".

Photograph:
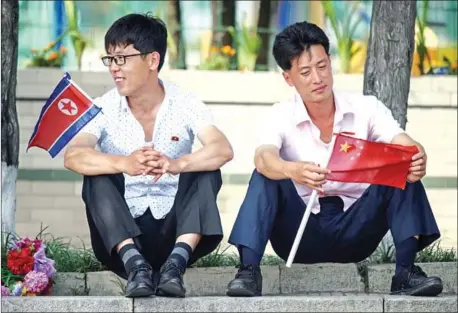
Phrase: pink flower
[
  {"left": 24, "top": 271, "right": 49, "bottom": 293},
  {"left": 12, "top": 237, "right": 42, "bottom": 252},
  {"left": 1, "top": 285, "right": 10, "bottom": 296}
]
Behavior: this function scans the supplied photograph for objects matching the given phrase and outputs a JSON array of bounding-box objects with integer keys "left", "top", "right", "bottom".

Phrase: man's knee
[
  {"left": 367, "top": 180, "right": 426, "bottom": 196},
  {"left": 82, "top": 174, "right": 124, "bottom": 200},
  {"left": 179, "top": 170, "right": 222, "bottom": 194},
  {"left": 250, "top": 169, "right": 269, "bottom": 182},
  {"left": 247, "top": 169, "right": 277, "bottom": 188},
  {"left": 404, "top": 180, "right": 426, "bottom": 192},
  {"left": 197, "top": 169, "right": 222, "bottom": 185},
  {"left": 83, "top": 173, "right": 124, "bottom": 188},
  {"left": 246, "top": 169, "right": 294, "bottom": 197}
]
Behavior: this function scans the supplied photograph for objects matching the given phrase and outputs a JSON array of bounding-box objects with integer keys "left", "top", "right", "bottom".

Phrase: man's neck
[
  {"left": 304, "top": 94, "right": 335, "bottom": 123},
  {"left": 127, "top": 80, "right": 165, "bottom": 113}
]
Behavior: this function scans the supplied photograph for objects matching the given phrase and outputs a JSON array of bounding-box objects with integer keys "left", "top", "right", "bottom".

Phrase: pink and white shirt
[{"left": 257, "top": 91, "right": 405, "bottom": 214}]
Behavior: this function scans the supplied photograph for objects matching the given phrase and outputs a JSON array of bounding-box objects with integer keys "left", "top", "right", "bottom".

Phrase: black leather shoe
[
  {"left": 156, "top": 259, "right": 186, "bottom": 298},
  {"left": 125, "top": 260, "right": 156, "bottom": 298},
  {"left": 390, "top": 265, "right": 443, "bottom": 296},
  {"left": 226, "top": 264, "right": 262, "bottom": 297}
]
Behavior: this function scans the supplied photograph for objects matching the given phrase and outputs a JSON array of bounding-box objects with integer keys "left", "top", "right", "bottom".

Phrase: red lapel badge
[{"left": 171, "top": 136, "right": 179, "bottom": 142}]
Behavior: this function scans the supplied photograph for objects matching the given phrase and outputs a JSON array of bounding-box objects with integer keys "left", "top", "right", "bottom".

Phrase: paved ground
[{"left": 2, "top": 294, "right": 457, "bottom": 312}]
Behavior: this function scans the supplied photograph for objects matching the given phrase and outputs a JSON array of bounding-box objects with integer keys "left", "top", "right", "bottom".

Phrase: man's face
[
  {"left": 282, "top": 44, "right": 333, "bottom": 104},
  {"left": 105, "top": 44, "right": 159, "bottom": 96}
]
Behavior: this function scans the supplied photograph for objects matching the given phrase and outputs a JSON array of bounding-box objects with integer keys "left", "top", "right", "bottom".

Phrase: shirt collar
[
  {"left": 293, "top": 90, "right": 353, "bottom": 125},
  {"left": 119, "top": 79, "right": 169, "bottom": 111}
]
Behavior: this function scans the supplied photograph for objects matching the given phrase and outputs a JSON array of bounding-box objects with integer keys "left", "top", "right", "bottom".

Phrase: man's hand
[
  {"left": 390, "top": 133, "right": 427, "bottom": 184},
  {"left": 148, "top": 154, "right": 184, "bottom": 182},
  {"left": 407, "top": 144, "right": 427, "bottom": 183},
  {"left": 140, "top": 147, "right": 184, "bottom": 182},
  {"left": 117, "top": 148, "right": 162, "bottom": 176},
  {"left": 285, "top": 161, "right": 331, "bottom": 193}
]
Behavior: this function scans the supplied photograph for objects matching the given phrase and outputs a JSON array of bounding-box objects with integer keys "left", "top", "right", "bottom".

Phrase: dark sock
[
  {"left": 395, "top": 237, "right": 418, "bottom": 275},
  {"left": 169, "top": 242, "right": 192, "bottom": 270},
  {"left": 239, "top": 245, "right": 262, "bottom": 266},
  {"left": 118, "top": 243, "right": 145, "bottom": 274}
]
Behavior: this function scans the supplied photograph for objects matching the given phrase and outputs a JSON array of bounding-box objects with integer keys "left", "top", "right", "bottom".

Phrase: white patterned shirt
[
  {"left": 257, "top": 90, "right": 405, "bottom": 214},
  {"left": 80, "top": 80, "right": 215, "bottom": 219}
]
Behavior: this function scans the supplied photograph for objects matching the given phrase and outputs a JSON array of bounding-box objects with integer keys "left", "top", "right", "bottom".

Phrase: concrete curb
[
  {"left": 279, "top": 263, "right": 365, "bottom": 294},
  {"left": 367, "top": 262, "right": 458, "bottom": 294},
  {"left": 2, "top": 295, "right": 457, "bottom": 312},
  {"left": 60, "top": 262, "right": 457, "bottom": 296}
]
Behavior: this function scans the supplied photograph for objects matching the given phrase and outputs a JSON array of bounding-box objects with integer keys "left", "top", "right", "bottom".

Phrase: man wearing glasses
[{"left": 64, "top": 13, "right": 233, "bottom": 298}]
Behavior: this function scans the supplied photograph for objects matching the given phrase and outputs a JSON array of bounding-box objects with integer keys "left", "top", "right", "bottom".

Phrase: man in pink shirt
[{"left": 226, "top": 21, "right": 442, "bottom": 297}]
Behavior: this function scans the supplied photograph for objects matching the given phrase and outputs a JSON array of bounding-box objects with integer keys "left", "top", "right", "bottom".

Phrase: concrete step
[
  {"left": 51, "top": 263, "right": 457, "bottom": 296},
  {"left": 2, "top": 295, "right": 457, "bottom": 312}
]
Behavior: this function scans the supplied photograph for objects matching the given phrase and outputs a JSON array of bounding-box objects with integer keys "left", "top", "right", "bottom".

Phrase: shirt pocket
[{"left": 159, "top": 126, "right": 192, "bottom": 159}]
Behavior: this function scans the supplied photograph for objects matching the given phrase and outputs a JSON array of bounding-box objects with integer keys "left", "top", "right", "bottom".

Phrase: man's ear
[
  {"left": 149, "top": 52, "right": 161, "bottom": 71},
  {"left": 282, "top": 71, "right": 294, "bottom": 87}
]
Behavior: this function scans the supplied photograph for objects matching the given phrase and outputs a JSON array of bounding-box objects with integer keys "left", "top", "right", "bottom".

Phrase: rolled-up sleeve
[
  {"left": 187, "top": 95, "right": 215, "bottom": 136},
  {"left": 79, "top": 97, "right": 106, "bottom": 140},
  {"left": 256, "top": 103, "right": 283, "bottom": 149},
  {"left": 368, "top": 97, "right": 405, "bottom": 143}
]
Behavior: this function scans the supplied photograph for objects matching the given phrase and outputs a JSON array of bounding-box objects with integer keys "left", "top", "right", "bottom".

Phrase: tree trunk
[
  {"left": 167, "top": 0, "right": 186, "bottom": 69},
  {"left": 363, "top": 0, "right": 417, "bottom": 261},
  {"left": 255, "top": 0, "right": 278, "bottom": 70},
  {"left": 221, "top": 0, "right": 236, "bottom": 47},
  {"left": 363, "top": 0, "right": 417, "bottom": 130},
  {"left": 175, "top": 0, "right": 186, "bottom": 70},
  {"left": 1, "top": 0, "right": 20, "bottom": 237}
]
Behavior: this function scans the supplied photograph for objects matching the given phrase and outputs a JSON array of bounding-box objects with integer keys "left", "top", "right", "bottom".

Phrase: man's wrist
[
  {"left": 173, "top": 157, "right": 188, "bottom": 174},
  {"left": 112, "top": 155, "right": 125, "bottom": 173},
  {"left": 281, "top": 161, "right": 293, "bottom": 179}
]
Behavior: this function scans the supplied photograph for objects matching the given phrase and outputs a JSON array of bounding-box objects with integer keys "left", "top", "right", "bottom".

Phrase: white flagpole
[{"left": 285, "top": 135, "right": 337, "bottom": 267}]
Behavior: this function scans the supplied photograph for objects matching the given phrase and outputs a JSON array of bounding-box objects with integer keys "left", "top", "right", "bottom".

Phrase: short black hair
[
  {"left": 272, "top": 21, "right": 330, "bottom": 71},
  {"left": 104, "top": 12, "right": 168, "bottom": 72}
]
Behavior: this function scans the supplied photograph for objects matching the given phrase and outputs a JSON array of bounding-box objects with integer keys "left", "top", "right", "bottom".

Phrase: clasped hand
[{"left": 118, "top": 146, "right": 181, "bottom": 182}]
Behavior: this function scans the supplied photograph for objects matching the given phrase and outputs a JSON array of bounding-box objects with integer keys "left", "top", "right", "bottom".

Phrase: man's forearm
[
  {"left": 391, "top": 133, "right": 421, "bottom": 148},
  {"left": 64, "top": 147, "right": 124, "bottom": 176},
  {"left": 176, "top": 142, "right": 233, "bottom": 173},
  {"left": 255, "top": 149, "right": 291, "bottom": 180}
]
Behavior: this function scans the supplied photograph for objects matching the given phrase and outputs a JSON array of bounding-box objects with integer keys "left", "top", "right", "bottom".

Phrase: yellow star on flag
[{"left": 339, "top": 141, "right": 353, "bottom": 153}]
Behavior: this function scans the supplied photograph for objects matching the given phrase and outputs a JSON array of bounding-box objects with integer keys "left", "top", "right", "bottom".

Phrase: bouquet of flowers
[{"left": 1, "top": 237, "right": 56, "bottom": 296}]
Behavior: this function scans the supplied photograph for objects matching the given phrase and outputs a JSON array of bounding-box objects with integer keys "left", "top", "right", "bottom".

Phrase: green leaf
[
  {"left": 321, "top": 0, "right": 341, "bottom": 41},
  {"left": 343, "top": 1, "right": 359, "bottom": 41}
]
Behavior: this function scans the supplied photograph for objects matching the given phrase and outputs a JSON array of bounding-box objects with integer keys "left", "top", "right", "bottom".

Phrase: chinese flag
[{"left": 326, "top": 133, "right": 419, "bottom": 189}]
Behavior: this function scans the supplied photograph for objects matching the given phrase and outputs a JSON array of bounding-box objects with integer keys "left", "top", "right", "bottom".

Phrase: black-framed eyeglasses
[{"left": 101, "top": 51, "right": 153, "bottom": 66}]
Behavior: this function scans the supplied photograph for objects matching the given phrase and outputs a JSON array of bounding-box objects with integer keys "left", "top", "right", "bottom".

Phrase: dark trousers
[
  {"left": 82, "top": 170, "right": 224, "bottom": 279},
  {"left": 228, "top": 170, "right": 441, "bottom": 264}
]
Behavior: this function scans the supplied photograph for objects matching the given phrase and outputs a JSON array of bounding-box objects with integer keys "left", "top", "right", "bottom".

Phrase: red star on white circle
[{"left": 58, "top": 98, "right": 78, "bottom": 116}]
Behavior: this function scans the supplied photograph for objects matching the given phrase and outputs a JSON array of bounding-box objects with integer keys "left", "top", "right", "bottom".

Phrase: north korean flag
[{"left": 27, "top": 72, "right": 102, "bottom": 158}]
